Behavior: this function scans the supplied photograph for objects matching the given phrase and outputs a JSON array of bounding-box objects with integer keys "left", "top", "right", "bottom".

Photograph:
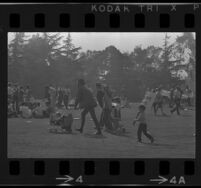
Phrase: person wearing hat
[
  {"left": 133, "top": 103, "right": 154, "bottom": 143},
  {"left": 75, "top": 79, "right": 102, "bottom": 135}
]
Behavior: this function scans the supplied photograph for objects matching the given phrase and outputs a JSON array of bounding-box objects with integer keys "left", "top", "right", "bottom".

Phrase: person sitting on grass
[
  {"left": 8, "top": 102, "right": 17, "bottom": 118},
  {"left": 133, "top": 104, "right": 154, "bottom": 143},
  {"left": 19, "top": 102, "right": 32, "bottom": 119},
  {"left": 32, "top": 102, "right": 46, "bottom": 118},
  {"left": 49, "top": 110, "right": 73, "bottom": 133}
]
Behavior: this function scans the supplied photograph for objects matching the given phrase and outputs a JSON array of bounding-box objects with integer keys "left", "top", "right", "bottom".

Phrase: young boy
[{"left": 133, "top": 104, "right": 154, "bottom": 143}]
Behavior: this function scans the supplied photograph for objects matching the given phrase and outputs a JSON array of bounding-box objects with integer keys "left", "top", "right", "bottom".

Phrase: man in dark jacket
[{"left": 75, "top": 79, "right": 102, "bottom": 135}]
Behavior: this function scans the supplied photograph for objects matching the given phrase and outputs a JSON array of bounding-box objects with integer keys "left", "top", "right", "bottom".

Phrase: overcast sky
[{"left": 8, "top": 32, "right": 195, "bottom": 53}]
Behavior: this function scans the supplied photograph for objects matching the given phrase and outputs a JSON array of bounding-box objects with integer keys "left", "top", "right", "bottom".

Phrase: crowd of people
[
  {"left": 8, "top": 83, "right": 71, "bottom": 119},
  {"left": 142, "top": 85, "right": 194, "bottom": 116},
  {"left": 8, "top": 80, "right": 195, "bottom": 142}
]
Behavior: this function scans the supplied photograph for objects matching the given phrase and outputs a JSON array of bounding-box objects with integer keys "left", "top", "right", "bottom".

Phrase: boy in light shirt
[{"left": 133, "top": 104, "right": 154, "bottom": 143}]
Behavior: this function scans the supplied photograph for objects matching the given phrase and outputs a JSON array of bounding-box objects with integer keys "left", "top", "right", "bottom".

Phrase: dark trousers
[
  {"left": 171, "top": 99, "right": 180, "bottom": 115},
  {"left": 57, "top": 97, "right": 63, "bottom": 107},
  {"left": 101, "top": 108, "right": 113, "bottom": 130},
  {"left": 169, "top": 97, "right": 174, "bottom": 107},
  {"left": 187, "top": 97, "right": 191, "bottom": 106},
  {"left": 63, "top": 95, "right": 69, "bottom": 109},
  {"left": 80, "top": 106, "right": 101, "bottom": 133},
  {"left": 153, "top": 101, "right": 164, "bottom": 115},
  {"left": 137, "top": 123, "right": 153, "bottom": 142}
]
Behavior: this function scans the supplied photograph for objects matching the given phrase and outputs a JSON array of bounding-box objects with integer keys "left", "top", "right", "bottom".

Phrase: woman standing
[{"left": 102, "top": 85, "right": 113, "bottom": 131}]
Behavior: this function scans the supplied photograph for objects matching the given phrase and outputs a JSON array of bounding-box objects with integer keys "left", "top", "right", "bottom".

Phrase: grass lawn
[{"left": 8, "top": 103, "right": 195, "bottom": 158}]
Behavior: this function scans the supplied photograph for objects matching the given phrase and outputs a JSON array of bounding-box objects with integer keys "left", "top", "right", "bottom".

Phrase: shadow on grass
[
  {"left": 181, "top": 114, "right": 193, "bottom": 117},
  {"left": 103, "top": 129, "right": 133, "bottom": 138},
  {"left": 155, "top": 114, "right": 171, "bottom": 117},
  {"left": 84, "top": 133, "right": 107, "bottom": 139},
  {"left": 142, "top": 142, "right": 176, "bottom": 147}
]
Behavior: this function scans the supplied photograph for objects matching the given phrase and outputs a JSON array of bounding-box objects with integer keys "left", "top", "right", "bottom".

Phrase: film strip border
[
  {"left": 0, "top": 159, "right": 197, "bottom": 185},
  {"left": 2, "top": 12, "right": 198, "bottom": 29},
  {"left": 0, "top": 4, "right": 200, "bottom": 31},
  {"left": 0, "top": 3, "right": 201, "bottom": 186}
]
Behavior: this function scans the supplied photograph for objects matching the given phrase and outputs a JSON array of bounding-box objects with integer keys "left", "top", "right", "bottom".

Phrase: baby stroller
[{"left": 49, "top": 110, "right": 73, "bottom": 134}]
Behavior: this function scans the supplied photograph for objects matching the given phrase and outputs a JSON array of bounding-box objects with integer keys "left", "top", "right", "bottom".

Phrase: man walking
[{"left": 75, "top": 79, "right": 102, "bottom": 135}]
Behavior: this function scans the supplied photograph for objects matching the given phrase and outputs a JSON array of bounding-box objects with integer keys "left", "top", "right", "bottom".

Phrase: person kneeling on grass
[
  {"left": 8, "top": 102, "right": 17, "bottom": 118},
  {"left": 32, "top": 102, "right": 47, "bottom": 118},
  {"left": 49, "top": 110, "right": 73, "bottom": 133},
  {"left": 133, "top": 104, "right": 154, "bottom": 143}
]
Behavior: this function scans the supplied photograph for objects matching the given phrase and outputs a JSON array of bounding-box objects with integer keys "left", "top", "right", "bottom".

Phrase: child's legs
[
  {"left": 137, "top": 124, "right": 143, "bottom": 141},
  {"left": 141, "top": 123, "right": 153, "bottom": 141}
]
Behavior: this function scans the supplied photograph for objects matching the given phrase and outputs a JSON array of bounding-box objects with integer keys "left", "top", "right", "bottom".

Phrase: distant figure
[
  {"left": 145, "top": 88, "right": 152, "bottom": 101},
  {"left": 18, "top": 86, "right": 24, "bottom": 105},
  {"left": 102, "top": 85, "right": 113, "bottom": 131},
  {"left": 19, "top": 102, "right": 32, "bottom": 119},
  {"left": 24, "top": 86, "right": 31, "bottom": 102},
  {"left": 13, "top": 84, "right": 19, "bottom": 114},
  {"left": 186, "top": 86, "right": 192, "bottom": 107},
  {"left": 133, "top": 104, "right": 154, "bottom": 143},
  {"left": 49, "top": 86, "right": 57, "bottom": 124},
  {"left": 57, "top": 87, "right": 64, "bottom": 108},
  {"left": 152, "top": 87, "right": 166, "bottom": 116},
  {"left": 45, "top": 86, "right": 51, "bottom": 105},
  {"left": 169, "top": 87, "right": 174, "bottom": 107},
  {"left": 171, "top": 87, "right": 182, "bottom": 115},
  {"left": 8, "top": 82, "right": 14, "bottom": 102},
  {"left": 75, "top": 79, "right": 102, "bottom": 135},
  {"left": 63, "top": 88, "right": 70, "bottom": 110}
]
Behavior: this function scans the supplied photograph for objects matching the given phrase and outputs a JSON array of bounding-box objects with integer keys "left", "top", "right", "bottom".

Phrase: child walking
[{"left": 133, "top": 104, "right": 154, "bottom": 143}]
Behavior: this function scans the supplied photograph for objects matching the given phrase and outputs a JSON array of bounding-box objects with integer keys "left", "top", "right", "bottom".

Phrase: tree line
[{"left": 8, "top": 32, "right": 195, "bottom": 102}]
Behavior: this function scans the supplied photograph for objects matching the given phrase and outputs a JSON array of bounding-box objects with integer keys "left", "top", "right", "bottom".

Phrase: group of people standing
[
  {"left": 74, "top": 79, "right": 122, "bottom": 135},
  {"left": 8, "top": 82, "right": 31, "bottom": 115},
  {"left": 45, "top": 86, "right": 71, "bottom": 111},
  {"left": 144, "top": 85, "right": 194, "bottom": 116}
]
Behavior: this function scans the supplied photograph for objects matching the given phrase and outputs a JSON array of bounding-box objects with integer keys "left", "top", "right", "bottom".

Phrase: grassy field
[{"left": 8, "top": 103, "right": 195, "bottom": 158}]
